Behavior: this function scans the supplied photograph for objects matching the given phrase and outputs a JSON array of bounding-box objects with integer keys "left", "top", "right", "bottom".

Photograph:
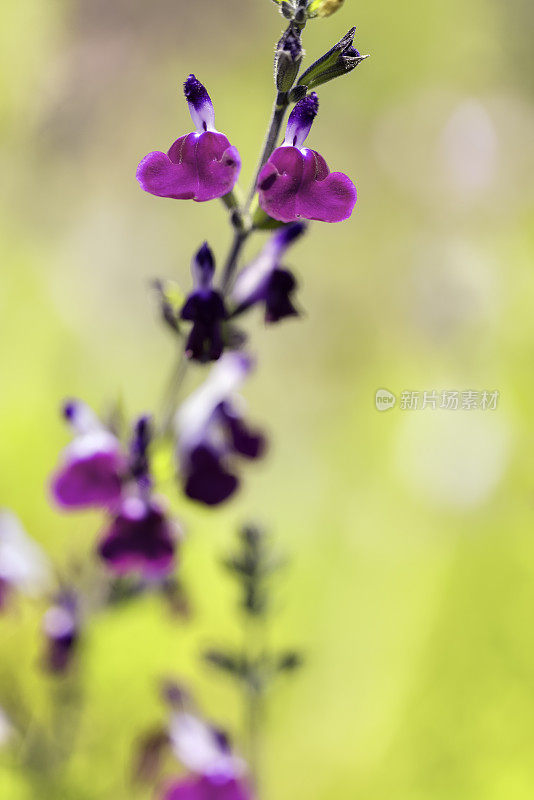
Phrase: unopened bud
[
  {"left": 297, "top": 27, "right": 369, "bottom": 90},
  {"left": 274, "top": 26, "right": 304, "bottom": 92}
]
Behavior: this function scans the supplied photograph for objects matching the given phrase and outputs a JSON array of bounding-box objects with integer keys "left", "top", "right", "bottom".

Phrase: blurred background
[{"left": 1, "top": 0, "right": 534, "bottom": 797}]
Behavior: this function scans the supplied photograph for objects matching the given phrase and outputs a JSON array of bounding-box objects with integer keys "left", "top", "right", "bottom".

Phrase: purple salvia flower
[
  {"left": 51, "top": 400, "right": 125, "bottom": 509},
  {"left": 257, "top": 92, "right": 357, "bottom": 223},
  {"left": 0, "top": 511, "right": 51, "bottom": 610},
  {"left": 97, "top": 495, "right": 179, "bottom": 578},
  {"left": 175, "top": 353, "right": 266, "bottom": 506},
  {"left": 42, "top": 591, "right": 79, "bottom": 673},
  {"left": 136, "top": 75, "right": 241, "bottom": 202},
  {"left": 181, "top": 243, "right": 227, "bottom": 362},
  {"left": 161, "top": 713, "right": 252, "bottom": 800},
  {"left": 231, "top": 222, "right": 306, "bottom": 322}
]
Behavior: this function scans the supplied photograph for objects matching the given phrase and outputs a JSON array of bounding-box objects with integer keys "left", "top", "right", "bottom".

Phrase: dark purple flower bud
[
  {"left": 231, "top": 223, "right": 305, "bottom": 322},
  {"left": 176, "top": 353, "right": 266, "bottom": 507},
  {"left": 181, "top": 244, "right": 227, "bottom": 363},
  {"left": 98, "top": 496, "right": 179, "bottom": 578},
  {"left": 129, "top": 414, "right": 152, "bottom": 488},
  {"left": 51, "top": 400, "right": 125, "bottom": 509},
  {"left": 136, "top": 75, "right": 241, "bottom": 202},
  {"left": 257, "top": 93, "right": 357, "bottom": 223},
  {"left": 42, "top": 592, "right": 79, "bottom": 674}
]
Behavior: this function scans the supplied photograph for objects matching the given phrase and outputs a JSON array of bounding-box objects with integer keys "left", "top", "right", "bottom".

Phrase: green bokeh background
[{"left": 1, "top": 0, "right": 534, "bottom": 797}]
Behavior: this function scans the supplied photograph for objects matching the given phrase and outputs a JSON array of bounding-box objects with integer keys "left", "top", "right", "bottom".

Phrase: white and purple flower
[
  {"left": 231, "top": 222, "right": 306, "bottom": 323},
  {"left": 51, "top": 405, "right": 180, "bottom": 578},
  {"left": 137, "top": 75, "right": 241, "bottom": 203},
  {"left": 162, "top": 712, "right": 252, "bottom": 800},
  {"left": 50, "top": 400, "right": 125, "bottom": 510},
  {"left": 258, "top": 93, "right": 357, "bottom": 223},
  {"left": 175, "top": 353, "right": 266, "bottom": 506}
]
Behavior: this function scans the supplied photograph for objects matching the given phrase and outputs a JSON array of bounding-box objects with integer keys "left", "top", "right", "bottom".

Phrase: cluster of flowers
[
  {"left": 137, "top": 73, "right": 356, "bottom": 222},
  {"left": 1, "top": 1, "right": 368, "bottom": 795}
]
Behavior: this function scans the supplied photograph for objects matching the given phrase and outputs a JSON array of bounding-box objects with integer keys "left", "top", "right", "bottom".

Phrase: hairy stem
[
  {"left": 219, "top": 91, "right": 290, "bottom": 294},
  {"left": 246, "top": 91, "right": 289, "bottom": 211}
]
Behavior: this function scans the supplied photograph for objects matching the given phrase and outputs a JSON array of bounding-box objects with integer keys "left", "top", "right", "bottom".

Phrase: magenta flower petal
[
  {"left": 258, "top": 146, "right": 356, "bottom": 223},
  {"left": 162, "top": 776, "right": 251, "bottom": 800},
  {"left": 51, "top": 433, "right": 124, "bottom": 509},
  {"left": 137, "top": 132, "right": 240, "bottom": 202}
]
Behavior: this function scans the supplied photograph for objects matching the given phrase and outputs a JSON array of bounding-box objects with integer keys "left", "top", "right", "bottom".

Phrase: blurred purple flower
[
  {"left": 0, "top": 510, "right": 51, "bottom": 610},
  {"left": 162, "top": 775, "right": 251, "bottom": 800},
  {"left": 51, "top": 400, "right": 125, "bottom": 510},
  {"left": 181, "top": 243, "right": 227, "bottom": 362},
  {"left": 231, "top": 222, "right": 306, "bottom": 322},
  {"left": 137, "top": 75, "right": 241, "bottom": 202},
  {"left": 258, "top": 93, "right": 357, "bottom": 223},
  {"left": 98, "top": 496, "right": 179, "bottom": 579},
  {"left": 175, "top": 353, "right": 265, "bottom": 506},
  {"left": 162, "top": 713, "right": 252, "bottom": 800},
  {"left": 42, "top": 591, "right": 79, "bottom": 673}
]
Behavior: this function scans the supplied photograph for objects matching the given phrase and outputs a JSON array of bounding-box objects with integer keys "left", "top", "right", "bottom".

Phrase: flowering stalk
[{"left": 34, "top": 3, "right": 370, "bottom": 797}]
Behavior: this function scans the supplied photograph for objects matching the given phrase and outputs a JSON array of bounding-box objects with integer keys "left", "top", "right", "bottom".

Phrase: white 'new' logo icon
[{"left": 375, "top": 389, "right": 396, "bottom": 411}]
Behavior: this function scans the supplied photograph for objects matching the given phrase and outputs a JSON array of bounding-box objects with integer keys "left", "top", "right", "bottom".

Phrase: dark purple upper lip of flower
[
  {"left": 98, "top": 498, "right": 177, "bottom": 577},
  {"left": 184, "top": 74, "right": 211, "bottom": 116},
  {"left": 285, "top": 92, "right": 319, "bottom": 148},
  {"left": 194, "top": 242, "right": 216, "bottom": 287}
]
